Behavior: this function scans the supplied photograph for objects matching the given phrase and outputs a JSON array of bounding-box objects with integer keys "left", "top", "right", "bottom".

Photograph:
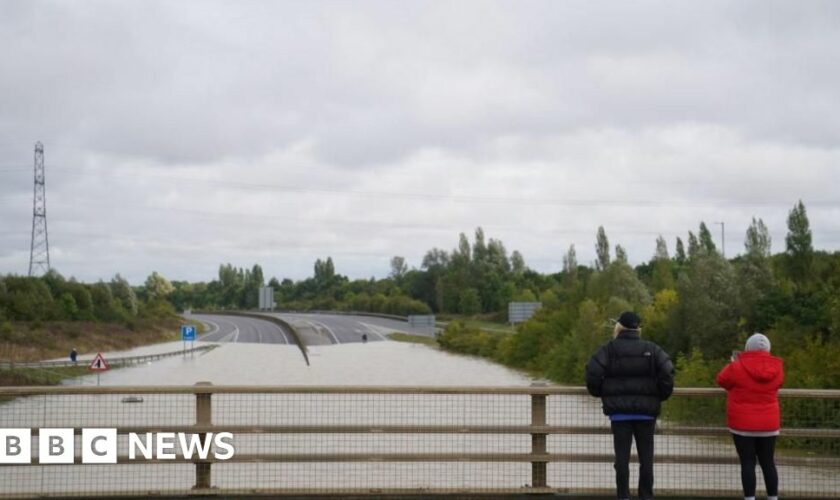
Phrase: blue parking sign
[{"left": 181, "top": 325, "right": 196, "bottom": 341}]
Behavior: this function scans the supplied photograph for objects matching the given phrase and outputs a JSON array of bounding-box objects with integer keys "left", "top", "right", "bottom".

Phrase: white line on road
[
  {"left": 306, "top": 320, "right": 340, "bottom": 344},
  {"left": 199, "top": 319, "right": 221, "bottom": 337},
  {"left": 218, "top": 326, "right": 240, "bottom": 343}
]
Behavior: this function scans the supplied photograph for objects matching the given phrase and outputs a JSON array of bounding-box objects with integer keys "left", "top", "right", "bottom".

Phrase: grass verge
[
  {"left": 0, "top": 317, "right": 183, "bottom": 362},
  {"left": 0, "top": 365, "right": 90, "bottom": 387},
  {"left": 387, "top": 332, "right": 439, "bottom": 346}
]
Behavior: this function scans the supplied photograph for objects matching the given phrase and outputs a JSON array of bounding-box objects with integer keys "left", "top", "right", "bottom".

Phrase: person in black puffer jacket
[{"left": 585, "top": 311, "right": 674, "bottom": 500}]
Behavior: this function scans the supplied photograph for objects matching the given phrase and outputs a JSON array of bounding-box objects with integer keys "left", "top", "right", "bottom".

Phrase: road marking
[
  {"left": 305, "top": 320, "right": 340, "bottom": 344},
  {"left": 272, "top": 322, "right": 289, "bottom": 344},
  {"left": 198, "top": 319, "right": 220, "bottom": 337},
  {"left": 218, "top": 326, "right": 240, "bottom": 343}
]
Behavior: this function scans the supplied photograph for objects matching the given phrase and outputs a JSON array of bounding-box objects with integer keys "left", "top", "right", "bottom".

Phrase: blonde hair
[{"left": 614, "top": 322, "right": 641, "bottom": 338}]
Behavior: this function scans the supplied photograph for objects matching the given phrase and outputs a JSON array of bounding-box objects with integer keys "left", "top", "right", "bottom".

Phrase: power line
[{"left": 3, "top": 165, "right": 834, "bottom": 210}]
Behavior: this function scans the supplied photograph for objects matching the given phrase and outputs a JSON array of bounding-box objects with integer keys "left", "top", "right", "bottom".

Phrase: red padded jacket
[{"left": 716, "top": 351, "right": 784, "bottom": 432}]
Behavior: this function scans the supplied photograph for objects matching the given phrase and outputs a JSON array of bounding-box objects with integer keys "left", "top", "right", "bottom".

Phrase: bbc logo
[
  {"left": 1, "top": 429, "right": 117, "bottom": 464},
  {"left": 2, "top": 428, "right": 235, "bottom": 464}
]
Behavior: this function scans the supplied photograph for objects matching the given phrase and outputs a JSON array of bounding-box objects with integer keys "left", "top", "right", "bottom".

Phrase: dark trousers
[
  {"left": 732, "top": 434, "right": 779, "bottom": 497},
  {"left": 611, "top": 419, "right": 656, "bottom": 499}
]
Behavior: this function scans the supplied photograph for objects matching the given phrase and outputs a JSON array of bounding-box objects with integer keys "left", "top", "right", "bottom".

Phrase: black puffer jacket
[{"left": 585, "top": 330, "right": 675, "bottom": 417}]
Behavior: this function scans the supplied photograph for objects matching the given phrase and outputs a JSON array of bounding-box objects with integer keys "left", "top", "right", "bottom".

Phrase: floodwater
[
  {"left": 70, "top": 340, "right": 538, "bottom": 386},
  {"left": 1, "top": 341, "right": 836, "bottom": 497}
]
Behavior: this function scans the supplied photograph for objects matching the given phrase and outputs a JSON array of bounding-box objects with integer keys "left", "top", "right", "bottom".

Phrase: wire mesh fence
[{"left": 0, "top": 385, "right": 837, "bottom": 498}]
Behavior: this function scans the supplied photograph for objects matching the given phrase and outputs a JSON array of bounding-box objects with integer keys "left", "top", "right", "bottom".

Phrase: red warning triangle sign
[{"left": 88, "top": 352, "right": 109, "bottom": 371}]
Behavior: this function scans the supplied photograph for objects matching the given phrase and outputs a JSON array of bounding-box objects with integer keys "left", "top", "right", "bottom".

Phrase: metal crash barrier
[{"left": 0, "top": 385, "right": 837, "bottom": 498}]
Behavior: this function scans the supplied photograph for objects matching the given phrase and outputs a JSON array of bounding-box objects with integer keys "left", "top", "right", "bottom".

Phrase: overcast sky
[{"left": 1, "top": 0, "right": 839, "bottom": 284}]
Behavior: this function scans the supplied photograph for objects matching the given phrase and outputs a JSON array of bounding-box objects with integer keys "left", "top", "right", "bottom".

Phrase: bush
[
  {"left": 0, "top": 321, "right": 19, "bottom": 342},
  {"left": 65, "top": 326, "right": 81, "bottom": 340},
  {"left": 437, "top": 321, "right": 503, "bottom": 358},
  {"left": 660, "top": 348, "right": 725, "bottom": 426}
]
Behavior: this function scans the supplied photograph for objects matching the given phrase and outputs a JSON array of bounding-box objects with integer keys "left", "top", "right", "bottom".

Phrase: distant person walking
[
  {"left": 585, "top": 311, "right": 675, "bottom": 500},
  {"left": 716, "top": 333, "right": 783, "bottom": 500},
  {"left": 69, "top": 348, "right": 78, "bottom": 364}
]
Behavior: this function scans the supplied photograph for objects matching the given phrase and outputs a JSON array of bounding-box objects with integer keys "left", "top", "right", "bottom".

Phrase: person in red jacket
[{"left": 716, "top": 333, "right": 784, "bottom": 500}]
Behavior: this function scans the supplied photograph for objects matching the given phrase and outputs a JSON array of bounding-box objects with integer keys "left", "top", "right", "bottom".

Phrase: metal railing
[
  {"left": 0, "top": 385, "right": 837, "bottom": 498},
  {"left": 0, "top": 344, "right": 216, "bottom": 370}
]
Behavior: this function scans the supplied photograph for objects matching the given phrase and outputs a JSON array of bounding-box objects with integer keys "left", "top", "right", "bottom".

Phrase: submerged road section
[
  {"left": 189, "top": 313, "right": 295, "bottom": 345},
  {"left": 270, "top": 312, "right": 434, "bottom": 345},
  {"left": 187, "top": 312, "right": 433, "bottom": 346}
]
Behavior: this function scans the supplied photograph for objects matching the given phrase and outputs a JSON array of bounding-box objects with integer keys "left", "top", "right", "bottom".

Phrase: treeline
[
  {"left": 437, "top": 201, "right": 840, "bottom": 390},
  {"left": 168, "top": 261, "right": 433, "bottom": 316},
  {"left": 169, "top": 226, "right": 542, "bottom": 317},
  {"left": 0, "top": 271, "right": 176, "bottom": 326},
  {"left": 4, "top": 200, "right": 839, "bottom": 392}
]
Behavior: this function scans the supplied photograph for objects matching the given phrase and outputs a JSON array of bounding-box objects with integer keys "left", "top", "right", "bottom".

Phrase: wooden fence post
[
  {"left": 194, "top": 381, "right": 213, "bottom": 489},
  {"left": 531, "top": 389, "right": 547, "bottom": 488}
]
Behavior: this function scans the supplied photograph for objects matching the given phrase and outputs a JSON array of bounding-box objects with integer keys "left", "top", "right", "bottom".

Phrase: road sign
[
  {"left": 88, "top": 352, "right": 109, "bottom": 371},
  {"left": 408, "top": 315, "right": 436, "bottom": 334},
  {"left": 181, "top": 325, "right": 196, "bottom": 341},
  {"left": 508, "top": 302, "right": 542, "bottom": 324}
]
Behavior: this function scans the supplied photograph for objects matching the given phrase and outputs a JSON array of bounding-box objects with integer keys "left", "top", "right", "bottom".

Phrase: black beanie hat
[{"left": 616, "top": 311, "right": 641, "bottom": 329}]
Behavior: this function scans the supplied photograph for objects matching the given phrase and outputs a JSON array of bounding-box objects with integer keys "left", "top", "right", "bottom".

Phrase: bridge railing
[{"left": 0, "top": 385, "right": 837, "bottom": 498}]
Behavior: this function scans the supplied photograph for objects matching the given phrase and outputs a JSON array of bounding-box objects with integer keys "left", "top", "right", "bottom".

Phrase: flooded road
[
  {"left": 70, "top": 340, "right": 534, "bottom": 387},
  {"left": 1, "top": 337, "right": 837, "bottom": 497}
]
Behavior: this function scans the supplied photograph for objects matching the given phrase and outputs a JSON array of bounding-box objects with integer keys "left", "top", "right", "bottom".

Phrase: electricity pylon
[{"left": 28, "top": 142, "right": 50, "bottom": 276}]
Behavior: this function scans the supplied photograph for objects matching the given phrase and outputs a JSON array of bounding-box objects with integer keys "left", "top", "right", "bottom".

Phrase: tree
[
  {"left": 642, "top": 288, "right": 679, "bottom": 349},
  {"left": 655, "top": 236, "right": 669, "bottom": 260},
  {"left": 487, "top": 238, "right": 510, "bottom": 273},
  {"left": 736, "top": 241, "right": 775, "bottom": 334},
  {"left": 457, "top": 233, "right": 471, "bottom": 263},
  {"left": 687, "top": 232, "right": 700, "bottom": 260},
  {"left": 785, "top": 200, "right": 813, "bottom": 283},
  {"left": 698, "top": 222, "right": 717, "bottom": 255},
  {"left": 144, "top": 272, "right": 174, "bottom": 300},
  {"left": 472, "top": 227, "right": 487, "bottom": 264},
  {"left": 242, "top": 264, "right": 265, "bottom": 309},
  {"left": 677, "top": 253, "right": 738, "bottom": 359},
  {"left": 90, "top": 281, "right": 119, "bottom": 321},
  {"left": 314, "top": 257, "right": 337, "bottom": 289},
  {"left": 595, "top": 226, "right": 610, "bottom": 271},
  {"left": 111, "top": 274, "right": 138, "bottom": 316},
  {"left": 675, "top": 237, "right": 686, "bottom": 265},
  {"left": 615, "top": 244, "right": 628, "bottom": 263},
  {"left": 60, "top": 292, "right": 79, "bottom": 319},
  {"left": 651, "top": 236, "right": 675, "bottom": 292},
  {"left": 589, "top": 261, "right": 651, "bottom": 311},
  {"left": 390, "top": 256, "right": 408, "bottom": 281},
  {"left": 510, "top": 250, "right": 526, "bottom": 275},
  {"left": 459, "top": 288, "right": 481, "bottom": 315},
  {"left": 4, "top": 277, "right": 55, "bottom": 321},
  {"left": 422, "top": 248, "right": 449, "bottom": 270},
  {"left": 563, "top": 244, "right": 578, "bottom": 283},
  {"left": 745, "top": 217, "right": 772, "bottom": 258}
]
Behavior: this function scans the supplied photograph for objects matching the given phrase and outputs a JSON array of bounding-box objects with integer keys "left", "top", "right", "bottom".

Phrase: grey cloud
[{"left": 1, "top": 0, "right": 839, "bottom": 282}]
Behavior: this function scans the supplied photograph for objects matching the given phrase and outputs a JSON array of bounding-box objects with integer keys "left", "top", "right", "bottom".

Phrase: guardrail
[
  {"left": 0, "top": 344, "right": 217, "bottom": 370},
  {"left": 298, "top": 309, "right": 410, "bottom": 322},
  {"left": 0, "top": 385, "right": 837, "bottom": 498}
]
